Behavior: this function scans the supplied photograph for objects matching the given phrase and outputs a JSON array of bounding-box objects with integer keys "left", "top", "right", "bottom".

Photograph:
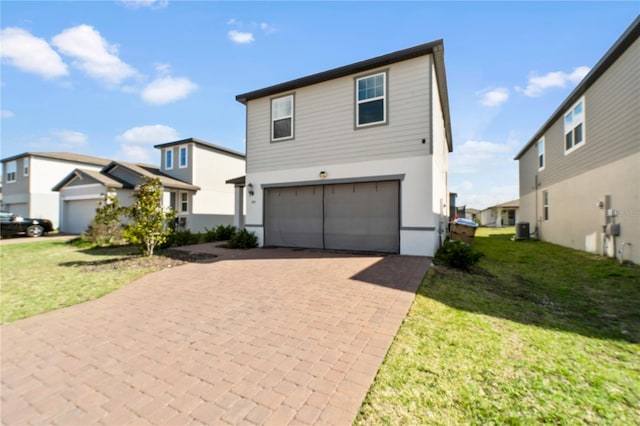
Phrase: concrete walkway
[{"left": 1, "top": 246, "right": 430, "bottom": 425}]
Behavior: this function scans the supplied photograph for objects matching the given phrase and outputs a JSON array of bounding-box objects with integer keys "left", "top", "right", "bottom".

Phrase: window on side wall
[
  {"left": 356, "top": 72, "right": 386, "bottom": 127},
  {"left": 180, "top": 192, "right": 188, "bottom": 213},
  {"left": 564, "top": 97, "right": 585, "bottom": 154},
  {"left": 543, "top": 190, "right": 549, "bottom": 221},
  {"left": 169, "top": 192, "right": 177, "bottom": 211},
  {"left": 165, "top": 149, "right": 173, "bottom": 170},
  {"left": 271, "top": 94, "right": 294, "bottom": 141},
  {"left": 23, "top": 158, "right": 30, "bottom": 176},
  {"left": 179, "top": 146, "right": 188, "bottom": 168},
  {"left": 537, "top": 137, "right": 545, "bottom": 170},
  {"left": 6, "top": 161, "right": 16, "bottom": 182}
]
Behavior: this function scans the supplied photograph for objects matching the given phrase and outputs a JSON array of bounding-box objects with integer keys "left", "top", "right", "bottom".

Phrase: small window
[
  {"left": 356, "top": 72, "right": 386, "bottom": 127},
  {"left": 169, "top": 192, "right": 177, "bottom": 210},
  {"left": 165, "top": 149, "right": 173, "bottom": 169},
  {"left": 271, "top": 94, "right": 294, "bottom": 141},
  {"left": 179, "top": 146, "right": 188, "bottom": 168},
  {"left": 180, "top": 192, "right": 188, "bottom": 213},
  {"left": 6, "top": 161, "right": 16, "bottom": 182},
  {"left": 543, "top": 190, "right": 549, "bottom": 221},
  {"left": 23, "top": 158, "right": 29, "bottom": 176},
  {"left": 564, "top": 97, "right": 585, "bottom": 154},
  {"left": 537, "top": 137, "right": 545, "bottom": 170}
]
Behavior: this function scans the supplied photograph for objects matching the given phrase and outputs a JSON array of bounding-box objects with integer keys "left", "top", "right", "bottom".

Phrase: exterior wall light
[
  {"left": 319, "top": 171, "right": 327, "bottom": 178},
  {"left": 247, "top": 183, "right": 254, "bottom": 196}
]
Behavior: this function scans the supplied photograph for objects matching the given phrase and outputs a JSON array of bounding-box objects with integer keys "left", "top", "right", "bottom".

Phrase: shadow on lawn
[{"left": 425, "top": 234, "right": 640, "bottom": 343}]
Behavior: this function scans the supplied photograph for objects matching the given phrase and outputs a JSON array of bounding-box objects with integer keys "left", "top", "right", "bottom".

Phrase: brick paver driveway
[{"left": 1, "top": 246, "right": 430, "bottom": 425}]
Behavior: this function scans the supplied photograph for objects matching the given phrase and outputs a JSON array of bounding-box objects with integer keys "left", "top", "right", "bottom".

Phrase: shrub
[
  {"left": 434, "top": 240, "right": 484, "bottom": 270},
  {"left": 227, "top": 229, "right": 258, "bottom": 249},
  {"left": 203, "top": 224, "right": 237, "bottom": 242},
  {"left": 81, "top": 189, "right": 126, "bottom": 246},
  {"left": 169, "top": 230, "right": 203, "bottom": 247}
]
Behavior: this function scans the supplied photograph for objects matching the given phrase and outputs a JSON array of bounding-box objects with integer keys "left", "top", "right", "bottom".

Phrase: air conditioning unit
[{"left": 515, "top": 222, "right": 530, "bottom": 240}]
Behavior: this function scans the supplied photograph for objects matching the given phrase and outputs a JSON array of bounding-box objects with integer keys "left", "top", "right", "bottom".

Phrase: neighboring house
[
  {"left": 478, "top": 199, "right": 519, "bottom": 227},
  {"left": 515, "top": 16, "right": 639, "bottom": 264},
  {"left": 53, "top": 161, "right": 199, "bottom": 234},
  {"left": 235, "top": 39, "right": 452, "bottom": 255},
  {"left": 463, "top": 207, "right": 480, "bottom": 223},
  {"left": 1, "top": 152, "right": 111, "bottom": 229},
  {"left": 153, "top": 138, "right": 246, "bottom": 232}
]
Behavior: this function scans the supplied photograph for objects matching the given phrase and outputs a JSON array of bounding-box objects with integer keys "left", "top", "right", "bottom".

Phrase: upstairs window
[
  {"left": 6, "top": 161, "right": 16, "bottom": 182},
  {"left": 23, "top": 158, "right": 30, "bottom": 176},
  {"left": 179, "top": 146, "right": 188, "bottom": 168},
  {"left": 271, "top": 94, "right": 294, "bottom": 141},
  {"left": 165, "top": 149, "right": 173, "bottom": 170},
  {"left": 564, "top": 97, "right": 585, "bottom": 154},
  {"left": 537, "top": 137, "right": 545, "bottom": 170},
  {"left": 356, "top": 72, "right": 386, "bottom": 127}
]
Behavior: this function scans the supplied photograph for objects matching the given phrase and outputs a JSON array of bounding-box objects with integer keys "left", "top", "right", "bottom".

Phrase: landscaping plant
[
  {"left": 434, "top": 239, "right": 483, "bottom": 270},
  {"left": 82, "top": 189, "right": 126, "bottom": 246}
]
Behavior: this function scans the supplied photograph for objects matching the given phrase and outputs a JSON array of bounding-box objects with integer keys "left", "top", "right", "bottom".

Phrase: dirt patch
[{"left": 78, "top": 249, "right": 217, "bottom": 273}]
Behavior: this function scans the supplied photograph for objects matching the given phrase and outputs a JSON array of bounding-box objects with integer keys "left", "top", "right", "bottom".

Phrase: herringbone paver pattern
[{"left": 1, "top": 247, "right": 429, "bottom": 425}]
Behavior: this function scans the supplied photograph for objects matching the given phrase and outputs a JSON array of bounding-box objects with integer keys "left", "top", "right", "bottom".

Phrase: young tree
[
  {"left": 124, "top": 177, "right": 176, "bottom": 256},
  {"left": 83, "top": 189, "right": 126, "bottom": 246}
]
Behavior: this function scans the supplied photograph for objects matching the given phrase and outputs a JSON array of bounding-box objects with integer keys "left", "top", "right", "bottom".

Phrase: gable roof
[
  {"left": 103, "top": 161, "right": 200, "bottom": 191},
  {"left": 515, "top": 15, "right": 640, "bottom": 160},
  {"left": 1, "top": 151, "right": 112, "bottom": 166},
  {"left": 52, "top": 168, "right": 133, "bottom": 191},
  {"left": 154, "top": 137, "right": 246, "bottom": 160},
  {"left": 235, "top": 39, "right": 453, "bottom": 152}
]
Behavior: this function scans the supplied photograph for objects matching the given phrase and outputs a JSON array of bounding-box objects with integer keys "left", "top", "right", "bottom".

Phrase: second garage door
[
  {"left": 63, "top": 199, "right": 99, "bottom": 234},
  {"left": 265, "top": 181, "right": 399, "bottom": 253}
]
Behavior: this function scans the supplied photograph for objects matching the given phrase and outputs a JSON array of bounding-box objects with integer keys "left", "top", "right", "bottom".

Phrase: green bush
[
  {"left": 227, "top": 229, "right": 258, "bottom": 249},
  {"left": 166, "top": 230, "right": 202, "bottom": 247},
  {"left": 204, "top": 224, "right": 237, "bottom": 242},
  {"left": 434, "top": 240, "right": 483, "bottom": 270}
]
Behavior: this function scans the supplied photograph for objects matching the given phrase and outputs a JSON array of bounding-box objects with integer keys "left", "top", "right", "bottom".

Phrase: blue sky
[{"left": 1, "top": 1, "right": 638, "bottom": 209}]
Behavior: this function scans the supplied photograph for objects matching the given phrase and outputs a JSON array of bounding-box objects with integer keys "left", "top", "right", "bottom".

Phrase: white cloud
[
  {"left": 1, "top": 109, "right": 15, "bottom": 118},
  {"left": 25, "top": 129, "right": 89, "bottom": 151},
  {"left": 0, "top": 27, "right": 69, "bottom": 79},
  {"left": 450, "top": 140, "right": 515, "bottom": 174},
  {"left": 51, "top": 25, "right": 138, "bottom": 87},
  {"left": 120, "top": 0, "right": 168, "bottom": 9},
  {"left": 52, "top": 129, "right": 88, "bottom": 147},
  {"left": 260, "top": 22, "right": 277, "bottom": 34},
  {"left": 228, "top": 30, "right": 255, "bottom": 44},
  {"left": 141, "top": 64, "right": 197, "bottom": 105},
  {"left": 516, "top": 66, "right": 591, "bottom": 97},
  {"left": 116, "top": 124, "right": 179, "bottom": 164},
  {"left": 477, "top": 87, "right": 509, "bottom": 107}
]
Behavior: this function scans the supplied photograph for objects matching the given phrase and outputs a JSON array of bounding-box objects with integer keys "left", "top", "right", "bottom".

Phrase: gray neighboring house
[
  {"left": 1, "top": 152, "right": 111, "bottom": 229},
  {"left": 54, "top": 161, "right": 200, "bottom": 235},
  {"left": 235, "top": 40, "right": 453, "bottom": 256},
  {"left": 478, "top": 199, "right": 519, "bottom": 227},
  {"left": 515, "top": 16, "right": 639, "bottom": 264}
]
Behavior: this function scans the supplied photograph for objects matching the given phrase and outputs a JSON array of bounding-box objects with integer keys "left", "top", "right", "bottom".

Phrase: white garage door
[
  {"left": 265, "top": 181, "right": 399, "bottom": 253},
  {"left": 63, "top": 199, "right": 99, "bottom": 234}
]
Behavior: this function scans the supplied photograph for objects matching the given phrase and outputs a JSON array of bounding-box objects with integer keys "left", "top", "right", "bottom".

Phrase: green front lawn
[
  {"left": 356, "top": 227, "right": 640, "bottom": 424},
  {"left": 0, "top": 240, "right": 177, "bottom": 324}
]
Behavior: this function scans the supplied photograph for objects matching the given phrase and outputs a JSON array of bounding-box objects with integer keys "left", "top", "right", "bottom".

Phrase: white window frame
[
  {"left": 6, "top": 161, "right": 17, "bottom": 183},
  {"left": 165, "top": 148, "right": 173, "bottom": 170},
  {"left": 23, "top": 158, "right": 30, "bottom": 176},
  {"left": 179, "top": 146, "right": 188, "bottom": 168},
  {"left": 356, "top": 71, "right": 387, "bottom": 128},
  {"left": 271, "top": 94, "right": 294, "bottom": 142},
  {"left": 180, "top": 192, "right": 189, "bottom": 213},
  {"left": 543, "top": 190, "right": 549, "bottom": 221},
  {"left": 564, "top": 97, "right": 585, "bottom": 155},
  {"left": 537, "top": 137, "right": 545, "bottom": 171}
]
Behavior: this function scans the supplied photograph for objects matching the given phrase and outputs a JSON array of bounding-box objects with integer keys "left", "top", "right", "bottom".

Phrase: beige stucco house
[
  {"left": 479, "top": 199, "right": 519, "bottom": 227},
  {"left": 515, "top": 16, "right": 639, "bottom": 264},
  {"left": 235, "top": 39, "right": 453, "bottom": 255}
]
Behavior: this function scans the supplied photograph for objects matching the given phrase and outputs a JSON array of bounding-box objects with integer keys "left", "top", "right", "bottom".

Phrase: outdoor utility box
[
  {"left": 515, "top": 222, "right": 530, "bottom": 240},
  {"left": 605, "top": 223, "right": 621, "bottom": 236},
  {"left": 450, "top": 218, "right": 478, "bottom": 244}
]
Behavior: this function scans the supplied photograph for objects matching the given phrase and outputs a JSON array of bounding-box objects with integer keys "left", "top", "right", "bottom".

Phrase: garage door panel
[
  {"left": 324, "top": 181, "right": 399, "bottom": 253},
  {"left": 265, "top": 186, "right": 323, "bottom": 248},
  {"left": 64, "top": 199, "right": 99, "bottom": 234}
]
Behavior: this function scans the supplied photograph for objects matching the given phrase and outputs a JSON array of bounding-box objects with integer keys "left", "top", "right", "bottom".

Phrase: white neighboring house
[
  {"left": 515, "top": 16, "right": 639, "bottom": 264},
  {"left": 1, "top": 152, "right": 111, "bottom": 229},
  {"left": 478, "top": 199, "right": 519, "bottom": 227},
  {"left": 235, "top": 40, "right": 453, "bottom": 255}
]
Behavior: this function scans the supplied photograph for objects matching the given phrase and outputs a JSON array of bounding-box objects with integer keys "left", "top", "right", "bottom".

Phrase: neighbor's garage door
[
  {"left": 265, "top": 181, "right": 399, "bottom": 253},
  {"left": 63, "top": 199, "right": 99, "bottom": 234}
]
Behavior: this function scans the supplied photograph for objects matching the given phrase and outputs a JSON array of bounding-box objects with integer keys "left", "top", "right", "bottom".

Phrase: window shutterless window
[
  {"left": 180, "top": 192, "right": 188, "bottom": 212},
  {"left": 23, "top": 158, "right": 29, "bottom": 176},
  {"left": 271, "top": 94, "right": 294, "bottom": 141},
  {"left": 543, "top": 190, "right": 549, "bottom": 221},
  {"left": 6, "top": 161, "right": 17, "bottom": 182},
  {"left": 169, "top": 192, "right": 177, "bottom": 210},
  {"left": 356, "top": 72, "right": 386, "bottom": 127},
  {"left": 179, "top": 146, "right": 187, "bottom": 168},
  {"left": 537, "top": 137, "right": 545, "bottom": 170},
  {"left": 564, "top": 97, "right": 585, "bottom": 154},
  {"left": 165, "top": 149, "right": 173, "bottom": 169}
]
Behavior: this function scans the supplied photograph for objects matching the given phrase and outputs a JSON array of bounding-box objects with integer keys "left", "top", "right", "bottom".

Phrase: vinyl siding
[
  {"left": 246, "top": 55, "right": 433, "bottom": 173},
  {"left": 524, "top": 36, "right": 639, "bottom": 195},
  {"left": 162, "top": 145, "right": 194, "bottom": 183}
]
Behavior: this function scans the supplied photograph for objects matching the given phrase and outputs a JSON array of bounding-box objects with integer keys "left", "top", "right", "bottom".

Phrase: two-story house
[
  {"left": 515, "top": 16, "right": 639, "bottom": 264},
  {"left": 235, "top": 40, "right": 452, "bottom": 256},
  {"left": 54, "top": 138, "right": 245, "bottom": 234},
  {"left": 1, "top": 152, "right": 111, "bottom": 229}
]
